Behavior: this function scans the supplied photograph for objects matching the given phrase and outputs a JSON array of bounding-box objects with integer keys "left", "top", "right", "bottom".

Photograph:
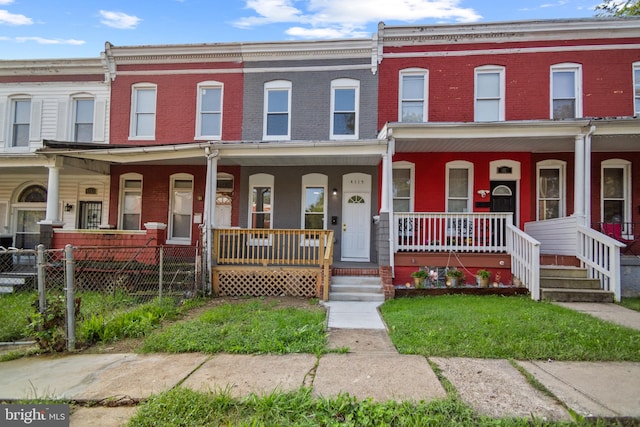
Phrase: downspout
[
  {"left": 203, "top": 146, "right": 219, "bottom": 294},
  {"left": 387, "top": 136, "right": 395, "bottom": 278}
]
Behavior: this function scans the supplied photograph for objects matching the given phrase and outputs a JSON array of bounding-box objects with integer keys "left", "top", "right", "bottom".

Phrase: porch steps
[
  {"left": 539, "top": 266, "right": 614, "bottom": 303},
  {"left": 0, "top": 276, "right": 27, "bottom": 294},
  {"left": 329, "top": 276, "right": 385, "bottom": 302}
]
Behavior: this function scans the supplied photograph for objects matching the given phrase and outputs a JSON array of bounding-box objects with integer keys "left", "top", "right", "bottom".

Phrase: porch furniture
[{"left": 600, "top": 222, "right": 638, "bottom": 255}]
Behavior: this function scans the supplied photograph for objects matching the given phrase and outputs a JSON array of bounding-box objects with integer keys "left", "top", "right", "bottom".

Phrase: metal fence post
[
  {"left": 36, "top": 244, "right": 46, "bottom": 313},
  {"left": 64, "top": 244, "right": 75, "bottom": 352},
  {"left": 158, "top": 246, "right": 163, "bottom": 302}
]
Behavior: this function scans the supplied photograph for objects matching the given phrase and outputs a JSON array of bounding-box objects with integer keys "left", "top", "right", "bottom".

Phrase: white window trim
[
  {"left": 118, "top": 173, "right": 143, "bottom": 230},
  {"left": 445, "top": 160, "right": 474, "bottom": 213},
  {"left": 301, "top": 174, "right": 328, "bottom": 246},
  {"left": 633, "top": 62, "right": 640, "bottom": 116},
  {"left": 550, "top": 63, "right": 582, "bottom": 120},
  {"left": 536, "top": 160, "right": 566, "bottom": 221},
  {"left": 195, "top": 81, "right": 223, "bottom": 140},
  {"left": 248, "top": 173, "right": 274, "bottom": 245},
  {"left": 129, "top": 83, "right": 157, "bottom": 140},
  {"left": 71, "top": 94, "right": 95, "bottom": 143},
  {"left": 601, "top": 159, "right": 632, "bottom": 237},
  {"left": 330, "top": 78, "right": 359, "bottom": 140},
  {"left": 474, "top": 65, "right": 505, "bottom": 122},
  {"left": 9, "top": 96, "right": 31, "bottom": 149},
  {"left": 392, "top": 161, "right": 415, "bottom": 212},
  {"left": 263, "top": 80, "right": 291, "bottom": 141},
  {"left": 167, "top": 173, "right": 194, "bottom": 245},
  {"left": 399, "top": 68, "right": 428, "bottom": 122}
]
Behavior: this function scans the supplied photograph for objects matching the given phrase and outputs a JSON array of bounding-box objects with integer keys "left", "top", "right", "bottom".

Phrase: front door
[
  {"left": 341, "top": 192, "right": 370, "bottom": 261},
  {"left": 490, "top": 180, "right": 516, "bottom": 224},
  {"left": 14, "top": 209, "right": 45, "bottom": 250}
]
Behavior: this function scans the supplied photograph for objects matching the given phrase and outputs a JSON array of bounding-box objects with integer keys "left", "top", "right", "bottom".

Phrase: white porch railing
[
  {"left": 506, "top": 223, "right": 541, "bottom": 300},
  {"left": 394, "top": 212, "right": 512, "bottom": 253}
]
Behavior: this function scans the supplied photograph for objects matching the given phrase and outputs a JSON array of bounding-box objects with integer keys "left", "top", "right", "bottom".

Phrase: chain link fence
[{"left": 0, "top": 244, "right": 206, "bottom": 351}]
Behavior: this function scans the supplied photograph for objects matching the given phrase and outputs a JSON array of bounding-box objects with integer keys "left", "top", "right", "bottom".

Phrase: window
[
  {"left": 634, "top": 63, "right": 640, "bottom": 116},
  {"left": 263, "top": 80, "right": 291, "bottom": 140},
  {"left": 196, "top": 82, "right": 222, "bottom": 139},
  {"left": 302, "top": 174, "right": 327, "bottom": 234},
  {"left": 601, "top": 159, "right": 631, "bottom": 232},
  {"left": 551, "top": 64, "right": 582, "bottom": 119},
  {"left": 119, "top": 175, "right": 142, "bottom": 230},
  {"left": 169, "top": 175, "right": 193, "bottom": 242},
  {"left": 249, "top": 174, "right": 274, "bottom": 229},
  {"left": 331, "top": 79, "right": 359, "bottom": 139},
  {"left": 393, "top": 161, "right": 414, "bottom": 212},
  {"left": 73, "top": 98, "right": 94, "bottom": 142},
  {"left": 130, "top": 84, "right": 156, "bottom": 139},
  {"left": 475, "top": 66, "right": 504, "bottom": 122},
  {"left": 446, "top": 161, "right": 473, "bottom": 212},
  {"left": 536, "top": 160, "right": 566, "bottom": 220},
  {"left": 399, "top": 69, "right": 428, "bottom": 122},
  {"left": 11, "top": 99, "right": 31, "bottom": 147}
]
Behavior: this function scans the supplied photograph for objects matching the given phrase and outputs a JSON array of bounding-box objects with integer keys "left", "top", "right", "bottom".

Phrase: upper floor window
[
  {"left": 119, "top": 174, "right": 142, "bottom": 230},
  {"left": 634, "top": 63, "right": 640, "bottom": 116},
  {"left": 536, "top": 160, "right": 566, "bottom": 220},
  {"left": 551, "top": 63, "right": 582, "bottom": 120},
  {"left": 446, "top": 161, "right": 473, "bottom": 213},
  {"left": 475, "top": 66, "right": 505, "bottom": 122},
  {"left": 73, "top": 98, "right": 94, "bottom": 142},
  {"left": 196, "top": 82, "right": 223, "bottom": 140},
  {"left": 168, "top": 174, "right": 193, "bottom": 243},
  {"left": 263, "top": 80, "right": 291, "bottom": 140},
  {"left": 399, "top": 68, "right": 428, "bottom": 123},
  {"left": 11, "top": 98, "right": 31, "bottom": 147},
  {"left": 392, "top": 161, "right": 415, "bottom": 212},
  {"left": 331, "top": 79, "right": 359, "bottom": 139},
  {"left": 129, "top": 84, "right": 156, "bottom": 139},
  {"left": 249, "top": 173, "right": 274, "bottom": 229}
]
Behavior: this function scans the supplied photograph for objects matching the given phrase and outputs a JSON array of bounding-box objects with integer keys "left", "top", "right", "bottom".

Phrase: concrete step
[
  {"left": 331, "top": 276, "right": 382, "bottom": 286},
  {"left": 0, "top": 276, "right": 26, "bottom": 294},
  {"left": 541, "top": 288, "right": 614, "bottom": 303},
  {"left": 329, "top": 275, "right": 384, "bottom": 302},
  {"left": 328, "top": 292, "right": 385, "bottom": 302},
  {"left": 540, "top": 277, "right": 602, "bottom": 290},
  {"left": 540, "top": 266, "right": 588, "bottom": 279},
  {"left": 330, "top": 283, "right": 383, "bottom": 294}
]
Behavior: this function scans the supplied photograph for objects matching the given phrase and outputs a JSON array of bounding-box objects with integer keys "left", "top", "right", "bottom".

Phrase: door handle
[{"left": 342, "top": 224, "right": 347, "bottom": 232}]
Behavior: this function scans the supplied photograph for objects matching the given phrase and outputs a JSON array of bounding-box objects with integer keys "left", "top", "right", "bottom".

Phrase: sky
[{"left": 0, "top": 0, "right": 603, "bottom": 60}]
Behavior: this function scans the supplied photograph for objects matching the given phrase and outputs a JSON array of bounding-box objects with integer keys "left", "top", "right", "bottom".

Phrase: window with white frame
[
  {"left": 249, "top": 174, "right": 274, "bottom": 229},
  {"left": 73, "top": 98, "right": 94, "bottom": 142},
  {"left": 551, "top": 64, "right": 582, "bottom": 120},
  {"left": 129, "top": 84, "right": 156, "bottom": 139},
  {"left": 331, "top": 79, "right": 359, "bottom": 139},
  {"left": 446, "top": 161, "right": 473, "bottom": 212},
  {"left": 168, "top": 175, "right": 193, "bottom": 242},
  {"left": 302, "top": 174, "right": 327, "bottom": 233},
  {"left": 536, "top": 160, "right": 566, "bottom": 220},
  {"left": 392, "top": 161, "right": 414, "bottom": 212},
  {"left": 11, "top": 98, "right": 31, "bottom": 147},
  {"left": 263, "top": 80, "right": 291, "bottom": 140},
  {"left": 475, "top": 66, "right": 504, "bottom": 122},
  {"left": 399, "top": 69, "right": 428, "bottom": 122},
  {"left": 119, "top": 174, "right": 142, "bottom": 230},
  {"left": 634, "top": 63, "right": 640, "bottom": 116},
  {"left": 196, "top": 82, "right": 222, "bottom": 140},
  {"left": 601, "top": 159, "right": 631, "bottom": 231}
]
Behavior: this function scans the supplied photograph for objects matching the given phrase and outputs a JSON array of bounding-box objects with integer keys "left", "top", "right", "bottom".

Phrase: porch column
[
  {"left": 384, "top": 139, "right": 395, "bottom": 277},
  {"left": 42, "top": 160, "right": 63, "bottom": 225},
  {"left": 584, "top": 126, "right": 595, "bottom": 225},
  {"left": 573, "top": 134, "right": 586, "bottom": 226},
  {"left": 204, "top": 147, "right": 219, "bottom": 293}
]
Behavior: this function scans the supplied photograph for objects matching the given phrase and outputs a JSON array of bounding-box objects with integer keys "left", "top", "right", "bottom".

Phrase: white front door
[{"left": 341, "top": 192, "right": 370, "bottom": 260}]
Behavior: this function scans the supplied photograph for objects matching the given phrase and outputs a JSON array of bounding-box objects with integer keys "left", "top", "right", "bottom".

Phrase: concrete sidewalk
[{"left": 0, "top": 301, "right": 638, "bottom": 426}]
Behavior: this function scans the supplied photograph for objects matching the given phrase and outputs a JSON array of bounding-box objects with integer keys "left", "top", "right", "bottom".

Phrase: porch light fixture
[
  {"left": 332, "top": 188, "right": 338, "bottom": 196},
  {"left": 64, "top": 203, "right": 73, "bottom": 212},
  {"left": 477, "top": 190, "right": 490, "bottom": 198}
]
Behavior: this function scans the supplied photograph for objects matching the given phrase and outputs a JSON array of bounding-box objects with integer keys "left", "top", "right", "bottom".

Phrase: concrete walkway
[{"left": 0, "top": 301, "right": 639, "bottom": 426}]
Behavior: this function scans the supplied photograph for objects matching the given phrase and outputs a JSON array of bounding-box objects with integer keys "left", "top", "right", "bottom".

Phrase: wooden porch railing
[{"left": 394, "top": 212, "right": 512, "bottom": 253}]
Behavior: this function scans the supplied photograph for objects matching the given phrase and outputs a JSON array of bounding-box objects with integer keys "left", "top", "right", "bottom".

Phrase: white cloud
[
  {"left": 235, "top": 0, "right": 482, "bottom": 38},
  {"left": 0, "top": 9, "right": 32, "bottom": 25},
  {"left": 99, "top": 10, "right": 141, "bottom": 29},
  {"left": 14, "top": 36, "right": 85, "bottom": 45},
  {"left": 0, "top": 0, "right": 14, "bottom": 5}
]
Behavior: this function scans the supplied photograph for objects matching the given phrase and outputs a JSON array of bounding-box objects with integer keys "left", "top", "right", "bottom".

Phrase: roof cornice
[
  {"left": 0, "top": 57, "right": 107, "bottom": 77},
  {"left": 380, "top": 17, "right": 640, "bottom": 47}
]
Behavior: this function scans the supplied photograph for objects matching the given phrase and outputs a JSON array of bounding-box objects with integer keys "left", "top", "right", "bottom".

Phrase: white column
[
  {"left": 203, "top": 148, "right": 219, "bottom": 293},
  {"left": 584, "top": 126, "right": 595, "bottom": 226},
  {"left": 573, "top": 134, "right": 586, "bottom": 226},
  {"left": 42, "top": 162, "right": 63, "bottom": 225}
]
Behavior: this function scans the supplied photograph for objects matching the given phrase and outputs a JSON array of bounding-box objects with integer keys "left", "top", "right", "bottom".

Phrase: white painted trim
[
  {"left": 398, "top": 68, "right": 428, "bottom": 122},
  {"left": 263, "top": 80, "right": 291, "bottom": 141},
  {"left": 601, "top": 158, "right": 632, "bottom": 235},
  {"left": 446, "top": 160, "right": 473, "bottom": 213},
  {"left": 536, "top": 160, "right": 567, "bottom": 220},
  {"left": 128, "top": 83, "right": 157, "bottom": 140},
  {"left": 633, "top": 62, "right": 640, "bottom": 116},
  {"left": 248, "top": 173, "right": 274, "bottom": 229},
  {"left": 168, "top": 173, "right": 194, "bottom": 242},
  {"left": 330, "top": 78, "right": 359, "bottom": 140},
  {"left": 474, "top": 65, "right": 505, "bottom": 122},
  {"left": 119, "top": 173, "right": 143, "bottom": 230},
  {"left": 550, "top": 63, "right": 582, "bottom": 120},
  {"left": 392, "top": 161, "right": 415, "bottom": 212},
  {"left": 195, "top": 81, "right": 223, "bottom": 140}
]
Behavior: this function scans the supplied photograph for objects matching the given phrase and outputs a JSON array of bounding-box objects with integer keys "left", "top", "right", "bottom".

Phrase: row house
[{"left": 2, "top": 17, "right": 639, "bottom": 301}]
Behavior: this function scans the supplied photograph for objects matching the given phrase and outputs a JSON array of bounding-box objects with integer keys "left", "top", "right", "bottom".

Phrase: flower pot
[
  {"left": 446, "top": 277, "right": 457, "bottom": 287},
  {"left": 477, "top": 276, "right": 490, "bottom": 288}
]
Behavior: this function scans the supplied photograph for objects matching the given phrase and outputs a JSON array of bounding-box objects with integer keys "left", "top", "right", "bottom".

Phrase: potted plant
[
  {"left": 445, "top": 267, "right": 465, "bottom": 287},
  {"left": 476, "top": 269, "right": 491, "bottom": 287},
  {"left": 410, "top": 269, "right": 428, "bottom": 288}
]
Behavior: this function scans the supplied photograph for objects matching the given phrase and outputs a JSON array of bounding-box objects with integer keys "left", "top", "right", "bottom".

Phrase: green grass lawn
[
  {"left": 0, "top": 292, "right": 35, "bottom": 342},
  {"left": 620, "top": 296, "right": 640, "bottom": 312},
  {"left": 380, "top": 295, "right": 640, "bottom": 361}
]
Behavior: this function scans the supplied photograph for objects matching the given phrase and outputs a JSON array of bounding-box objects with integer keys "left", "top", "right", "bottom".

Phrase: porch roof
[
  {"left": 381, "top": 118, "right": 640, "bottom": 153},
  {"left": 36, "top": 139, "right": 388, "bottom": 167}
]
